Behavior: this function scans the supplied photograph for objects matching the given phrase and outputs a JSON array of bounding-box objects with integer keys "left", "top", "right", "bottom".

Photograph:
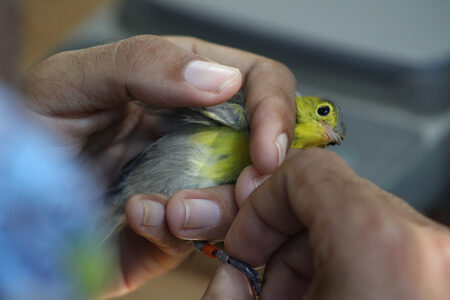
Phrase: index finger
[{"left": 166, "top": 36, "right": 297, "bottom": 174}]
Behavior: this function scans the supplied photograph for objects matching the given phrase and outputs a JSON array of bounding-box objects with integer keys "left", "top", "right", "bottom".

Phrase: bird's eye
[{"left": 317, "top": 105, "right": 330, "bottom": 116}]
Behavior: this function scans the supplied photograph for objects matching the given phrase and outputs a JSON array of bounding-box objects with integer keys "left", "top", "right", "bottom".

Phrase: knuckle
[
  {"left": 166, "top": 35, "right": 202, "bottom": 43},
  {"left": 183, "top": 36, "right": 203, "bottom": 54},
  {"left": 257, "top": 59, "right": 296, "bottom": 81},
  {"left": 256, "top": 58, "right": 281, "bottom": 70},
  {"left": 178, "top": 35, "right": 203, "bottom": 45},
  {"left": 113, "top": 35, "right": 167, "bottom": 70},
  {"left": 119, "top": 34, "right": 164, "bottom": 51},
  {"left": 47, "top": 50, "right": 86, "bottom": 74},
  {"left": 356, "top": 207, "right": 415, "bottom": 258},
  {"left": 177, "top": 36, "right": 206, "bottom": 55},
  {"left": 163, "top": 35, "right": 206, "bottom": 54},
  {"left": 272, "top": 59, "right": 293, "bottom": 76},
  {"left": 285, "top": 149, "right": 349, "bottom": 195},
  {"left": 287, "top": 148, "right": 329, "bottom": 172}
]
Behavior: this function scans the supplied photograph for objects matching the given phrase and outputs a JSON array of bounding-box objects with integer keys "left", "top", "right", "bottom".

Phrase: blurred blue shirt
[{"left": 0, "top": 84, "right": 105, "bottom": 300}]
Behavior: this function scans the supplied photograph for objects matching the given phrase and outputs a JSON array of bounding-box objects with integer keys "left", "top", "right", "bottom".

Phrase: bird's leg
[{"left": 193, "top": 241, "right": 263, "bottom": 295}]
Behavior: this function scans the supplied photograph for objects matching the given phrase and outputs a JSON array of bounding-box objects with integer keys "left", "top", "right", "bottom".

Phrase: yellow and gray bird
[{"left": 104, "top": 92, "right": 345, "bottom": 293}]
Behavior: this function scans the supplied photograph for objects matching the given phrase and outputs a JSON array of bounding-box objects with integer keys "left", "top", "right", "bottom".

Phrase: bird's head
[{"left": 292, "top": 95, "right": 345, "bottom": 149}]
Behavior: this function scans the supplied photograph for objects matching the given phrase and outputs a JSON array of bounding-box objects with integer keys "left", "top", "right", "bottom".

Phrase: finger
[
  {"left": 109, "top": 227, "right": 190, "bottom": 296},
  {"left": 32, "top": 106, "right": 126, "bottom": 143},
  {"left": 260, "top": 232, "right": 313, "bottom": 300},
  {"left": 125, "top": 193, "right": 192, "bottom": 257},
  {"left": 106, "top": 194, "right": 194, "bottom": 297},
  {"left": 23, "top": 35, "right": 242, "bottom": 116},
  {"left": 235, "top": 165, "right": 270, "bottom": 208},
  {"left": 201, "top": 264, "right": 254, "bottom": 300},
  {"left": 245, "top": 64, "right": 297, "bottom": 174},
  {"left": 234, "top": 148, "right": 299, "bottom": 207},
  {"left": 225, "top": 148, "right": 356, "bottom": 266},
  {"left": 166, "top": 185, "right": 238, "bottom": 240},
  {"left": 166, "top": 36, "right": 298, "bottom": 174}
]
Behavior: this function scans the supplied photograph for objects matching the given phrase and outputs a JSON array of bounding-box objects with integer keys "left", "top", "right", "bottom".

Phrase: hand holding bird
[
  {"left": 103, "top": 91, "right": 345, "bottom": 294},
  {"left": 21, "top": 35, "right": 301, "bottom": 297}
]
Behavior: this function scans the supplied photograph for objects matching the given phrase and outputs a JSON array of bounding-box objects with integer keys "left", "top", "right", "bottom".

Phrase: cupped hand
[
  {"left": 198, "top": 149, "right": 450, "bottom": 299},
  {"left": 21, "top": 35, "right": 297, "bottom": 297}
]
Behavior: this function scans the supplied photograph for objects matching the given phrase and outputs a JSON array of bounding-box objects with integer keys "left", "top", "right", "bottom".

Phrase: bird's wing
[
  {"left": 189, "top": 92, "right": 248, "bottom": 131},
  {"left": 142, "top": 92, "right": 249, "bottom": 133}
]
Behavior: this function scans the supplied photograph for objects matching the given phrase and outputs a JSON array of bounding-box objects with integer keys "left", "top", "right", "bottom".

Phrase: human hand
[
  {"left": 20, "top": 35, "right": 297, "bottom": 296},
  {"left": 22, "top": 35, "right": 296, "bottom": 182},
  {"left": 198, "top": 149, "right": 450, "bottom": 299}
]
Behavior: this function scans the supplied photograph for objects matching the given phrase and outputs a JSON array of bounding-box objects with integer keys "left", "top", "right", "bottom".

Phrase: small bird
[{"left": 104, "top": 92, "right": 345, "bottom": 293}]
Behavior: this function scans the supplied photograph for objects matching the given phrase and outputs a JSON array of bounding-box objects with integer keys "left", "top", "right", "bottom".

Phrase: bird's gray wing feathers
[
  {"left": 102, "top": 129, "right": 218, "bottom": 240},
  {"left": 102, "top": 92, "right": 248, "bottom": 240},
  {"left": 189, "top": 91, "right": 248, "bottom": 131},
  {"left": 145, "top": 91, "right": 248, "bottom": 134}
]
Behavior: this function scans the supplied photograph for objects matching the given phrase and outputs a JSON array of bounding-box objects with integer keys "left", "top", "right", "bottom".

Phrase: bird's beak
[{"left": 322, "top": 122, "right": 343, "bottom": 146}]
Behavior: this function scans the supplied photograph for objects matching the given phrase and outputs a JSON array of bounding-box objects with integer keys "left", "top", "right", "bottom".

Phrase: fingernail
[
  {"left": 184, "top": 61, "right": 240, "bottom": 93},
  {"left": 274, "top": 133, "right": 288, "bottom": 167},
  {"left": 128, "top": 198, "right": 165, "bottom": 227},
  {"left": 183, "top": 199, "right": 221, "bottom": 229},
  {"left": 253, "top": 174, "right": 271, "bottom": 188}
]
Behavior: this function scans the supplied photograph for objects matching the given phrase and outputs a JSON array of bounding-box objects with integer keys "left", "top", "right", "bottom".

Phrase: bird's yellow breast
[{"left": 189, "top": 127, "right": 250, "bottom": 185}]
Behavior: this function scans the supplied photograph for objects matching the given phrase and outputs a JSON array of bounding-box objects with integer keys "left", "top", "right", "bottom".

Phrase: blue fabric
[{"left": 0, "top": 84, "right": 103, "bottom": 300}]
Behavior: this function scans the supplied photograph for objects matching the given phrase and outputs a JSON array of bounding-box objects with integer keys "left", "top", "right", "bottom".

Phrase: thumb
[
  {"left": 23, "top": 35, "right": 242, "bottom": 116},
  {"left": 201, "top": 264, "right": 254, "bottom": 300}
]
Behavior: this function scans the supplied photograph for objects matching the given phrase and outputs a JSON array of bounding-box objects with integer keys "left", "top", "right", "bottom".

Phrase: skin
[
  {"left": 13, "top": 21, "right": 449, "bottom": 300},
  {"left": 20, "top": 35, "right": 297, "bottom": 297},
  {"left": 160, "top": 149, "right": 450, "bottom": 300},
  {"left": 188, "top": 149, "right": 450, "bottom": 299}
]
